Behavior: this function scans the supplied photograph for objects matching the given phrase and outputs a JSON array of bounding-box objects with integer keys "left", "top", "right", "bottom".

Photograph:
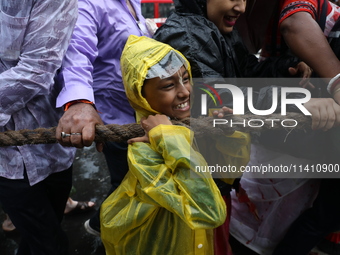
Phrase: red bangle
[{"left": 64, "top": 100, "right": 95, "bottom": 111}]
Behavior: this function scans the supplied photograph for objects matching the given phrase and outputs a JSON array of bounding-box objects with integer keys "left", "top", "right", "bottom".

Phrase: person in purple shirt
[
  {"left": 55, "top": 0, "right": 154, "bottom": 236},
  {"left": 0, "top": 0, "right": 77, "bottom": 254}
]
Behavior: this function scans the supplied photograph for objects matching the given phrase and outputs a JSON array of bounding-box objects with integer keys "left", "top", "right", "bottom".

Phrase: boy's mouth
[{"left": 175, "top": 101, "right": 189, "bottom": 110}]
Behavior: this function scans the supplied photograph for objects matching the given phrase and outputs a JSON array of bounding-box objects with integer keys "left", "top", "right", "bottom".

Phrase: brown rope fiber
[{"left": 0, "top": 113, "right": 311, "bottom": 147}]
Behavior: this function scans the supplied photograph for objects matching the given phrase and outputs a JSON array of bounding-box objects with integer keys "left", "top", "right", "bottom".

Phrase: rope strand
[{"left": 0, "top": 113, "right": 311, "bottom": 147}]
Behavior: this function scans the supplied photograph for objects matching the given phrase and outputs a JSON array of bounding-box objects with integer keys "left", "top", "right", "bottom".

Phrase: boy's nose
[{"left": 178, "top": 86, "right": 190, "bottom": 98}]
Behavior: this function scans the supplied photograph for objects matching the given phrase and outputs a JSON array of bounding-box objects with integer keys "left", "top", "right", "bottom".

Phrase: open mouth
[
  {"left": 224, "top": 15, "right": 238, "bottom": 26},
  {"left": 175, "top": 101, "right": 189, "bottom": 110}
]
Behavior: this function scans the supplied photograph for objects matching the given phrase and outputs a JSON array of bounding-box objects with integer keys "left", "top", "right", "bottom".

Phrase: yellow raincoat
[{"left": 100, "top": 35, "right": 250, "bottom": 255}]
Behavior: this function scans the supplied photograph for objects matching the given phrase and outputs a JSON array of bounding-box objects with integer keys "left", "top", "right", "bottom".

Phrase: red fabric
[
  {"left": 325, "top": 231, "right": 340, "bottom": 243},
  {"left": 236, "top": 184, "right": 260, "bottom": 221},
  {"left": 261, "top": 0, "right": 334, "bottom": 59},
  {"left": 214, "top": 195, "right": 232, "bottom": 255},
  {"left": 213, "top": 182, "right": 259, "bottom": 255},
  {"left": 213, "top": 188, "right": 259, "bottom": 255},
  {"left": 279, "top": 0, "right": 332, "bottom": 26}
]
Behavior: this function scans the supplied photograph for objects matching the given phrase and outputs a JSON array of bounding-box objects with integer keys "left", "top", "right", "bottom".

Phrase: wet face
[
  {"left": 207, "top": 0, "right": 246, "bottom": 34},
  {"left": 143, "top": 66, "right": 191, "bottom": 120}
]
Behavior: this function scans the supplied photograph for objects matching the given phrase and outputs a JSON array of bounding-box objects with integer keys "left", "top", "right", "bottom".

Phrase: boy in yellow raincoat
[{"left": 100, "top": 35, "right": 250, "bottom": 255}]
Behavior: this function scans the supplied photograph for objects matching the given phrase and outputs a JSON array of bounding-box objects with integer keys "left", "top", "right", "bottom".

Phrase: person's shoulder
[
  {"left": 158, "top": 11, "right": 190, "bottom": 26},
  {"left": 153, "top": 12, "right": 189, "bottom": 39},
  {"left": 78, "top": 0, "right": 119, "bottom": 20},
  {"left": 78, "top": 0, "right": 106, "bottom": 9},
  {"left": 154, "top": 12, "right": 216, "bottom": 38}
]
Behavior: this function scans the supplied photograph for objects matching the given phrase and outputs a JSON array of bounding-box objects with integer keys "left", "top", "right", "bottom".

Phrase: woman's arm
[{"left": 281, "top": 11, "right": 340, "bottom": 103}]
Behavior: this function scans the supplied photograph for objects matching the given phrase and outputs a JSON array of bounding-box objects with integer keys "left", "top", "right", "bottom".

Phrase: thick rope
[{"left": 0, "top": 113, "right": 311, "bottom": 147}]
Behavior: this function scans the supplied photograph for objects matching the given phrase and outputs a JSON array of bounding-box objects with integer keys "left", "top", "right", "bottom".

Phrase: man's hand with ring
[{"left": 56, "top": 102, "right": 104, "bottom": 151}]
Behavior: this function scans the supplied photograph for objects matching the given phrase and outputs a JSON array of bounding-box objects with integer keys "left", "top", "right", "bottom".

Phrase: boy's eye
[
  {"left": 183, "top": 76, "right": 190, "bottom": 83},
  {"left": 182, "top": 75, "right": 190, "bottom": 84},
  {"left": 162, "top": 83, "right": 174, "bottom": 89}
]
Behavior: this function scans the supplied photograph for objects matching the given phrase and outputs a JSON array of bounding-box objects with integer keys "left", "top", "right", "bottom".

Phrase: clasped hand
[{"left": 127, "top": 114, "right": 172, "bottom": 144}]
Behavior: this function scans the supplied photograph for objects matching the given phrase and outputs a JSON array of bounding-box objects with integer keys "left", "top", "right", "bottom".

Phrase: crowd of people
[{"left": 1, "top": 0, "right": 340, "bottom": 254}]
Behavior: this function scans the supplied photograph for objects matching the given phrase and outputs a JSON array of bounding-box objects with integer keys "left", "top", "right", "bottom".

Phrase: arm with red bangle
[
  {"left": 54, "top": 1, "right": 105, "bottom": 151},
  {"left": 56, "top": 99, "right": 104, "bottom": 151}
]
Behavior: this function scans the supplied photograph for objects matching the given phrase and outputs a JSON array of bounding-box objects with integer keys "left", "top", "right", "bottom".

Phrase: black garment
[
  {"left": 88, "top": 141, "right": 129, "bottom": 233},
  {"left": 272, "top": 179, "right": 340, "bottom": 255},
  {"left": 153, "top": 7, "right": 299, "bottom": 80},
  {"left": 0, "top": 167, "right": 72, "bottom": 255}
]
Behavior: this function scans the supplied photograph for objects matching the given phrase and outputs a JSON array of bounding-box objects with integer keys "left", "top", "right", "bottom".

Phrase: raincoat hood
[
  {"left": 174, "top": 0, "right": 207, "bottom": 17},
  {"left": 121, "top": 35, "right": 191, "bottom": 122}
]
